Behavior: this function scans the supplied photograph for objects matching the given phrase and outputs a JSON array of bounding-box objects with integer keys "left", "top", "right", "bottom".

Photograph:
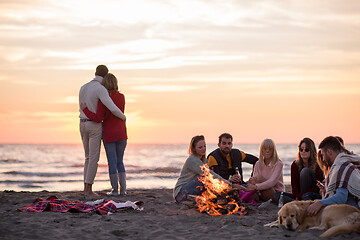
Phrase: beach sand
[{"left": 0, "top": 187, "right": 359, "bottom": 240}]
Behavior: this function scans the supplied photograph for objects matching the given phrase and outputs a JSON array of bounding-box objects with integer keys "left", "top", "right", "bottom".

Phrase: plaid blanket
[
  {"left": 18, "top": 196, "right": 144, "bottom": 215},
  {"left": 325, "top": 152, "right": 360, "bottom": 200}
]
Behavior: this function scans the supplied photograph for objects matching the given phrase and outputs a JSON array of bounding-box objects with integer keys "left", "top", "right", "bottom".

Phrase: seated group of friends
[{"left": 173, "top": 134, "right": 360, "bottom": 216}]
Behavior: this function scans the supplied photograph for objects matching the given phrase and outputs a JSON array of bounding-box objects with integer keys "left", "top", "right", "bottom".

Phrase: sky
[{"left": 0, "top": 0, "right": 360, "bottom": 145}]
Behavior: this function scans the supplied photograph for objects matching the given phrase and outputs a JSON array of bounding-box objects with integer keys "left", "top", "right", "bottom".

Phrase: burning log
[{"left": 194, "top": 165, "right": 246, "bottom": 216}]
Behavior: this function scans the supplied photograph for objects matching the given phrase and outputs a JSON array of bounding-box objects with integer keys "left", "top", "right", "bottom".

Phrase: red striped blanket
[{"left": 18, "top": 196, "right": 143, "bottom": 215}]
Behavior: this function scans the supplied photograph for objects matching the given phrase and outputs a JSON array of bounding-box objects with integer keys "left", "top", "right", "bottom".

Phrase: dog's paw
[
  {"left": 309, "top": 226, "right": 326, "bottom": 231},
  {"left": 264, "top": 220, "right": 280, "bottom": 228}
]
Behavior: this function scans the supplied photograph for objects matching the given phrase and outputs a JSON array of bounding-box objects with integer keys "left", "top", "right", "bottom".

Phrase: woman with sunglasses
[
  {"left": 291, "top": 138, "right": 324, "bottom": 201},
  {"left": 274, "top": 137, "right": 325, "bottom": 204},
  {"left": 246, "top": 139, "right": 284, "bottom": 201}
]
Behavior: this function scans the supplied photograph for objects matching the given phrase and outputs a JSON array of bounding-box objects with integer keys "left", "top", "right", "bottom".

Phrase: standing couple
[{"left": 79, "top": 65, "right": 128, "bottom": 197}]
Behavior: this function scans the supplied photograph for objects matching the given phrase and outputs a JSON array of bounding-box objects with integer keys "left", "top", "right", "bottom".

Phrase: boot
[
  {"left": 106, "top": 174, "right": 119, "bottom": 196},
  {"left": 240, "top": 190, "right": 259, "bottom": 205},
  {"left": 119, "top": 172, "right": 126, "bottom": 196}
]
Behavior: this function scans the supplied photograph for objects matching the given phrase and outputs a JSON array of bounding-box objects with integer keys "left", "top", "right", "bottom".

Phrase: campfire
[{"left": 194, "top": 165, "right": 246, "bottom": 216}]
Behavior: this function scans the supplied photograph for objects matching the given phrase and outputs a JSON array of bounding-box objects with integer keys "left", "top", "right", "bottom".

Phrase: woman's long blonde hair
[
  {"left": 258, "top": 139, "right": 281, "bottom": 167},
  {"left": 102, "top": 73, "right": 118, "bottom": 93}
]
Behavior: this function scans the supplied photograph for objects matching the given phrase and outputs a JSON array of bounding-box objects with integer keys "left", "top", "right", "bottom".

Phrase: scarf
[{"left": 325, "top": 152, "right": 360, "bottom": 200}]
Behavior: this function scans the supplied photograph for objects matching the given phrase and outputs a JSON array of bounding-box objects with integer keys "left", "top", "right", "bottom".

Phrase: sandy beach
[{"left": 0, "top": 187, "right": 359, "bottom": 240}]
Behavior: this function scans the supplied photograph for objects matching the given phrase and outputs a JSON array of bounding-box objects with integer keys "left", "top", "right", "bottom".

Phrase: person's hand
[
  {"left": 316, "top": 180, "right": 324, "bottom": 190},
  {"left": 80, "top": 102, "right": 87, "bottom": 110},
  {"left": 306, "top": 201, "right": 323, "bottom": 216},
  {"left": 246, "top": 183, "right": 257, "bottom": 191},
  {"left": 248, "top": 176, "right": 257, "bottom": 184},
  {"left": 231, "top": 183, "right": 246, "bottom": 191},
  {"left": 230, "top": 174, "right": 241, "bottom": 184},
  {"left": 232, "top": 183, "right": 246, "bottom": 191},
  {"left": 317, "top": 181, "right": 325, "bottom": 197}
]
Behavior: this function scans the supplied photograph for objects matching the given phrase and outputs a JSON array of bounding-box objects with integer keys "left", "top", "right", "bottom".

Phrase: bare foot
[{"left": 84, "top": 191, "right": 99, "bottom": 197}]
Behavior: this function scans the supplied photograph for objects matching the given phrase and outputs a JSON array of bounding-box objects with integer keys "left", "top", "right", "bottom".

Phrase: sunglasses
[
  {"left": 262, "top": 147, "right": 274, "bottom": 152},
  {"left": 299, "top": 148, "right": 310, "bottom": 152}
]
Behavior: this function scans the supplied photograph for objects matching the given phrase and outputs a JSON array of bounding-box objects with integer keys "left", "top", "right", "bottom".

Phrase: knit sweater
[
  {"left": 83, "top": 91, "right": 127, "bottom": 143},
  {"left": 173, "top": 155, "right": 223, "bottom": 198},
  {"left": 79, "top": 76, "right": 125, "bottom": 121},
  {"left": 253, "top": 160, "right": 285, "bottom": 192}
]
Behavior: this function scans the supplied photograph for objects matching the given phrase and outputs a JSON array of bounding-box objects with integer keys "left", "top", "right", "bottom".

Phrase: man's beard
[
  {"left": 324, "top": 154, "right": 333, "bottom": 168},
  {"left": 220, "top": 148, "right": 231, "bottom": 155},
  {"left": 326, "top": 158, "right": 333, "bottom": 168}
]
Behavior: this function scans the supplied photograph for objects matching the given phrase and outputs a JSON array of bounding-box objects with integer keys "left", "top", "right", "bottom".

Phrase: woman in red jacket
[{"left": 82, "top": 73, "right": 128, "bottom": 196}]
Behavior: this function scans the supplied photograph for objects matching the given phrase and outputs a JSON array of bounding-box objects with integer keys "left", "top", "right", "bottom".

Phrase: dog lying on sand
[{"left": 264, "top": 200, "right": 360, "bottom": 238}]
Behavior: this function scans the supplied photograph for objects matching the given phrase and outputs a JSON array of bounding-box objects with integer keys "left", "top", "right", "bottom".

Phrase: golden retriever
[{"left": 265, "top": 200, "right": 360, "bottom": 238}]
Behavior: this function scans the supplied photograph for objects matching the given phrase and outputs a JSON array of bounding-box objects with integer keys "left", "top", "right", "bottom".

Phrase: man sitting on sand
[
  {"left": 306, "top": 136, "right": 360, "bottom": 216},
  {"left": 207, "top": 133, "right": 258, "bottom": 184}
]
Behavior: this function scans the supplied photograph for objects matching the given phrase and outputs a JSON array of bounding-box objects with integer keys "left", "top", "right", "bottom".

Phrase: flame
[{"left": 195, "top": 165, "right": 246, "bottom": 215}]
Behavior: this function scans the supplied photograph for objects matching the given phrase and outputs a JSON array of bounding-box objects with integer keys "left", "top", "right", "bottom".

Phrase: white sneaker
[
  {"left": 258, "top": 199, "right": 272, "bottom": 208},
  {"left": 106, "top": 191, "right": 119, "bottom": 196}
]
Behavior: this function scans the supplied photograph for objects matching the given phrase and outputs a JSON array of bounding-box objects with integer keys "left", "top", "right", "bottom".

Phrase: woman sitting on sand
[
  {"left": 174, "top": 135, "right": 230, "bottom": 203},
  {"left": 245, "top": 138, "right": 284, "bottom": 202},
  {"left": 275, "top": 138, "right": 324, "bottom": 204}
]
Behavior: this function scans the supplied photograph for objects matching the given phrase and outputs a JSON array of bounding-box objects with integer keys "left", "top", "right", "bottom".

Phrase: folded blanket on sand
[{"left": 18, "top": 196, "right": 144, "bottom": 215}]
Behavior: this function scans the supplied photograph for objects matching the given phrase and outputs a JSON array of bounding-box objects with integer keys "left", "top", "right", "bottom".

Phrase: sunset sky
[{"left": 0, "top": 0, "right": 359, "bottom": 145}]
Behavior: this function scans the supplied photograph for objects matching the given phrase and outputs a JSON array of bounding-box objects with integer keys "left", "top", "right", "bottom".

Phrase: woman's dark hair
[{"left": 295, "top": 137, "right": 318, "bottom": 172}]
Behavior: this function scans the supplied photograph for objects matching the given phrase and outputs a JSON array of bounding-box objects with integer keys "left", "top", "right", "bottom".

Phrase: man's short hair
[
  {"left": 218, "top": 133, "right": 233, "bottom": 144},
  {"left": 335, "top": 136, "right": 344, "bottom": 145},
  {"left": 95, "top": 65, "right": 109, "bottom": 77},
  {"left": 319, "top": 136, "right": 342, "bottom": 152}
]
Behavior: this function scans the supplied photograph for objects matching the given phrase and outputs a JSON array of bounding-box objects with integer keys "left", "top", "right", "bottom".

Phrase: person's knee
[
  {"left": 260, "top": 188, "right": 275, "bottom": 201},
  {"left": 249, "top": 175, "right": 266, "bottom": 184},
  {"left": 300, "top": 168, "right": 313, "bottom": 178}
]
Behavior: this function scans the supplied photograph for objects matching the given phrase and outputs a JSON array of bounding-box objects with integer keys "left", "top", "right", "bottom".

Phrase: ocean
[{"left": 1, "top": 143, "right": 359, "bottom": 192}]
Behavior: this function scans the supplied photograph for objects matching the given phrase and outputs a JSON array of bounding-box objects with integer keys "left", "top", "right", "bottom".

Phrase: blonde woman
[{"left": 246, "top": 139, "right": 284, "bottom": 201}]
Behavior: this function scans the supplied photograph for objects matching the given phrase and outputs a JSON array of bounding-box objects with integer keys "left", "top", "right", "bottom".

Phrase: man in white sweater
[{"left": 79, "top": 65, "right": 126, "bottom": 196}]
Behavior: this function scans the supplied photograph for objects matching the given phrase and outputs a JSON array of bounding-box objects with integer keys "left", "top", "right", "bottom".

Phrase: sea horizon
[{"left": 1, "top": 143, "right": 360, "bottom": 193}]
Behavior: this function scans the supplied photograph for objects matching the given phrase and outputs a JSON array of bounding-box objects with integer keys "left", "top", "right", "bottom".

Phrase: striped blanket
[
  {"left": 18, "top": 196, "right": 143, "bottom": 215},
  {"left": 325, "top": 152, "right": 360, "bottom": 201}
]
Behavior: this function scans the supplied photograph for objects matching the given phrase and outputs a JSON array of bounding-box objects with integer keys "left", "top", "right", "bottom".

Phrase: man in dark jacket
[{"left": 207, "top": 133, "right": 258, "bottom": 183}]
